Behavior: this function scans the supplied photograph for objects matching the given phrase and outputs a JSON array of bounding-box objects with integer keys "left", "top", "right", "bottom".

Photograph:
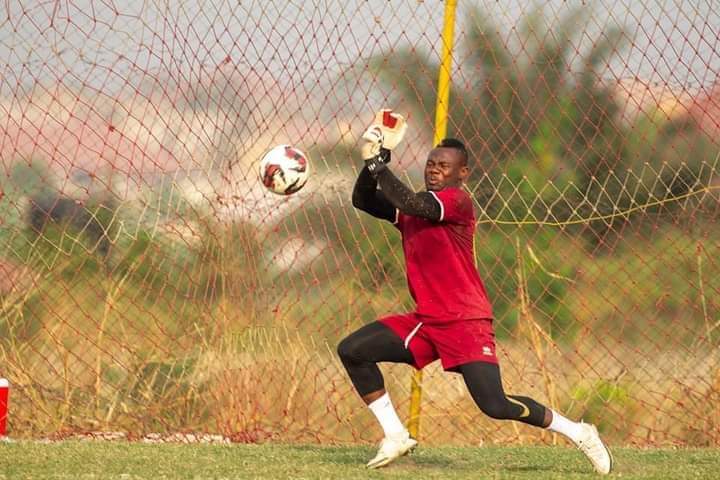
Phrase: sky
[{"left": 1, "top": 0, "right": 718, "bottom": 97}]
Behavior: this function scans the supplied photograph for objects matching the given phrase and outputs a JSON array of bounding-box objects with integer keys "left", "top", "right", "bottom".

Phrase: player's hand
[
  {"left": 360, "top": 124, "right": 383, "bottom": 161},
  {"left": 372, "top": 109, "right": 407, "bottom": 150},
  {"left": 360, "top": 124, "right": 389, "bottom": 175}
]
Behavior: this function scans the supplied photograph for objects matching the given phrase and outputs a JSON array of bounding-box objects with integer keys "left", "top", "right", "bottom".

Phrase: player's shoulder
[
  {"left": 431, "top": 186, "right": 475, "bottom": 223},
  {"left": 432, "top": 186, "right": 473, "bottom": 206}
]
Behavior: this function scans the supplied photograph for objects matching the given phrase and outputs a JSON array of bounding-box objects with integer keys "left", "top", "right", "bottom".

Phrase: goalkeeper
[{"left": 337, "top": 110, "right": 613, "bottom": 474}]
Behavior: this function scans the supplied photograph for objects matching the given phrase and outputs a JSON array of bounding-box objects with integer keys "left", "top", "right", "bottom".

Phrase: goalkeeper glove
[
  {"left": 372, "top": 109, "right": 407, "bottom": 150},
  {"left": 360, "top": 125, "right": 388, "bottom": 175}
]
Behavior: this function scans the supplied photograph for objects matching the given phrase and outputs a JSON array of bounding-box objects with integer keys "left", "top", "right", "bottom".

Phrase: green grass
[{"left": 1, "top": 441, "right": 719, "bottom": 479}]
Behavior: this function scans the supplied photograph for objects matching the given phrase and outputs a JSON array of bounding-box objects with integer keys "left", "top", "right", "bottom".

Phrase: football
[{"left": 258, "top": 145, "right": 310, "bottom": 195}]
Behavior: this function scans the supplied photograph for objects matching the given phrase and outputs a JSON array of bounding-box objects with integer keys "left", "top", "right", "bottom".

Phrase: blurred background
[{"left": 0, "top": 0, "right": 718, "bottom": 446}]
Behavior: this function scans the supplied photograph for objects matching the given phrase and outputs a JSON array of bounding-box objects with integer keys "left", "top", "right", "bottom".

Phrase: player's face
[{"left": 424, "top": 147, "right": 469, "bottom": 191}]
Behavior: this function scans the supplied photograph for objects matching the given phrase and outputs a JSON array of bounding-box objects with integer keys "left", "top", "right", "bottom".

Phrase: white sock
[
  {"left": 368, "top": 393, "right": 407, "bottom": 438},
  {"left": 547, "top": 410, "right": 584, "bottom": 443}
]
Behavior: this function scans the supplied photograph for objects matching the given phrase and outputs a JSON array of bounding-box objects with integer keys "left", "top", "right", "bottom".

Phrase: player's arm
[
  {"left": 372, "top": 167, "right": 440, "bottom": 221},
  {"left": 351, "top": 163, "right": 397, "bottom": 222},
  {"left": 359, "top": 113, "right": 440, "bottom": 222}
]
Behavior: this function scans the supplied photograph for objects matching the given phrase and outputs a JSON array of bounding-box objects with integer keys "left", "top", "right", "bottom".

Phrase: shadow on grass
[
  {"left": 408, "top": 453, "right": 455, "bottom": 468},
  {"left": 504, "top": 465, "right": 589, "bottom": 474}
]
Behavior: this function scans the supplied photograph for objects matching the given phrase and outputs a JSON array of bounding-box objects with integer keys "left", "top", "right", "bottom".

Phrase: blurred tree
[{"left": 368, "top": 5, "right": 627, "bottom": 225}]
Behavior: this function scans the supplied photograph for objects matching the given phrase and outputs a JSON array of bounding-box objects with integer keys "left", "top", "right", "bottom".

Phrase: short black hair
[{"left": 436, "top": 138, "right": 469, "bottom": 166}]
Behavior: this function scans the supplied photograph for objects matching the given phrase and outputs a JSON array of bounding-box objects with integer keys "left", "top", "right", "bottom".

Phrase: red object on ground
[{"left": 0, "top": 378, "right": 8, "bottom": 436}]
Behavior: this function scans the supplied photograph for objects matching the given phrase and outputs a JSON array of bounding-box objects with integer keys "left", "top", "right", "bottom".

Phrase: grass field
[{"left": 1, "top": 441, "right": 719, "bottom": 479}]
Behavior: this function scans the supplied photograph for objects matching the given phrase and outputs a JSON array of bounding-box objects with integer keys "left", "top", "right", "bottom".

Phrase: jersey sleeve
[{"left": 429, "top": 188, "right": 474, "bottom": 224}]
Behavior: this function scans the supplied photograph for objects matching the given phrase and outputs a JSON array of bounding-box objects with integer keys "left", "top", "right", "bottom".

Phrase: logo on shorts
[{"left": 482, "top": 346, "right": 493, "bottom": 356}]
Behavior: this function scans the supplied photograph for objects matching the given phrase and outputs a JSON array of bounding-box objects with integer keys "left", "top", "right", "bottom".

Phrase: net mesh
[{"left": 1, "top": 0, "right": 719, "bottom": 446}]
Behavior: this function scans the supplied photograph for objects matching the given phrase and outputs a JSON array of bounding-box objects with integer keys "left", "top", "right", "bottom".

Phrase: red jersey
[{"left": 395, "top": 187, "right": 493, "bottom": 322}]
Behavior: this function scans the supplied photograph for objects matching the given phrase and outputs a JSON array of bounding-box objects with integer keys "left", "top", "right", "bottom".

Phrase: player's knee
[{"left": 336, "top": 336, "right": 358, "bottom": 363}]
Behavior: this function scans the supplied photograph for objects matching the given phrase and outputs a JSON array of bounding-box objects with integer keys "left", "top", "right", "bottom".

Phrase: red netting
[{"left": 1, "top": 1, "right": 718, "bottom": 446}]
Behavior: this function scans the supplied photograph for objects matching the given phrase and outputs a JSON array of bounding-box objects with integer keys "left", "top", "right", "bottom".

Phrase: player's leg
[
  {"left": 459, "top": 361, "right": 612, "bottom": 474},
  {"left": 337, "top": 321, "right": 414, "bottom": 403},
  {"left": 458, "top": 361, "right": 549, "bottom": 425},
  {"left": 337, "top": 321, "right": 418, "bottom": 468}
]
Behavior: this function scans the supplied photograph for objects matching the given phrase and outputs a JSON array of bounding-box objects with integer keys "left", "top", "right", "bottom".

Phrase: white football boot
[
  {"left": 366, "top": 431, "right": 418, "bottom": 469},
  {"left": 574, "top": 423, "right": 613, "bottom": 474}
]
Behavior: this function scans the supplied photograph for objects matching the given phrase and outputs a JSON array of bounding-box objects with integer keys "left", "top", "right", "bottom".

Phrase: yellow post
[
  {"left": 433, "top": 0, "right": 459, "bottom": 145},
  {"left": 407, "top": 0, "right": 458, "bottom": 440}
]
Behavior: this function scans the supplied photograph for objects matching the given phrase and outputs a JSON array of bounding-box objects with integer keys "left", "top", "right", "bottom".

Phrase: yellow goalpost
[{"left": 407, "top": 0, "right": 459, "bottom": 440}]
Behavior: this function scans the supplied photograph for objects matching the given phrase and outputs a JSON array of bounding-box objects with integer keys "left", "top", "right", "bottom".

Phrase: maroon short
[{"left": 379, "top": 313, "right": 498, "bottom": 371}]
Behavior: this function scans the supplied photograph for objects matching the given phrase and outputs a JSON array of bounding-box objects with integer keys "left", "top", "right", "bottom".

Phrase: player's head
[{"left": 424, "top": 138, "right": 470, "bottom": 191}]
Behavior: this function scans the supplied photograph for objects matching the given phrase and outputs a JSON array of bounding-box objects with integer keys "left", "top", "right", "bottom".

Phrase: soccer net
[{"left": 1, "top": 0, "right": 718, "bottom": 445}]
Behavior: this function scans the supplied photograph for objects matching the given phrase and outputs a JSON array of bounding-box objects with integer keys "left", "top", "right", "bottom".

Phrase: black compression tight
[
  {"left": 337, "top": 322, "right": 414, "bottom": 397},
  {"left": 457, "top": 362, "right": 548, "bottom": 427},
  {"left": 337, "top": 321, "right": 549, "bottom": 428}
]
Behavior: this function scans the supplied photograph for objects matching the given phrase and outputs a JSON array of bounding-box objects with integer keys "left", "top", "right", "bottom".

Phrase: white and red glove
[
  {"left": 360, "top": 124, "right": 384, "bottom": 161},
  {"left": 360, "top": 109, "right": 408, "bottom": 174},
  {"left": 372, "top": 109, "right": 407, "bottom": 150}
]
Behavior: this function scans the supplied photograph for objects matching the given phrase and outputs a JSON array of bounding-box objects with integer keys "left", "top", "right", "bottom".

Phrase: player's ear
[{"left": 459, "top": 165, "right": 470, "bottom": 182}]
